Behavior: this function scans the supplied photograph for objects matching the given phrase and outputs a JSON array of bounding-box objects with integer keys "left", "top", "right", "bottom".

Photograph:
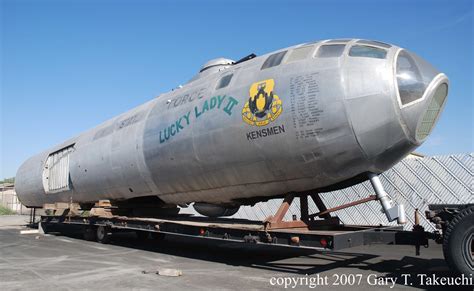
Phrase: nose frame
[
  {"left": 413, "top": 74, "right": 449, "bottom": 143},
  {"left": 392, "top": 48, "right": 449, "bottom": 146}
]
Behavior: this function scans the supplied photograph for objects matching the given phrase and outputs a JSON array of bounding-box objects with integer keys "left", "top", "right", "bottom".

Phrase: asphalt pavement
[{"left": 0, "top": 215, "right": 471, "bottom": 291}]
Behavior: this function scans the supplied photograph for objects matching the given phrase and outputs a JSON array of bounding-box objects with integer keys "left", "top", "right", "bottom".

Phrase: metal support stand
[
  {"left": 368, "top": 173, "right": 406, "bottom": 224},
  {"left": 264, "top": 174, "right": 407, "bottom": 229},
  {"left": 310, "top": 193, "right": 332, "bottom": 219},
  {"left": 264, "top": 192, "right": 377, "bottom": 230},
  {"left": 412, "top": 208, "right": 425, "bottom": 255},
  {"left": 29, "top": 208, "right": 36, "bottom": 225},
  {"left": 264, "top": 194, "right": 311, "bottom": 230}
]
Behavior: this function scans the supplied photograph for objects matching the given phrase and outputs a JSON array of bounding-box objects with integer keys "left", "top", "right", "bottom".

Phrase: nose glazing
[
  {"left": 396, "top": 51, "right": 429, "bottom": 105},
  {"left": 395, "top": 50, "right": 449, "bottom": 144},
  {"left": 415, "top": 83, "right": 448, "bottom": 140}
]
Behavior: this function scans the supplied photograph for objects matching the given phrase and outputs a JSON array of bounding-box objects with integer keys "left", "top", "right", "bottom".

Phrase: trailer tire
[
  {"left": 96, "top": 226, "right": 111, "bottom": 244},
  {"left": 442, "top": 206, "right": 474, "bottom": 275}
]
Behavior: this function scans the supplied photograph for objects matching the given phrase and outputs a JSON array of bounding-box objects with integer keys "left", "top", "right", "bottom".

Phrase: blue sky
[{"left": 1, "top": 0, "right": 473, "bottom": 179}]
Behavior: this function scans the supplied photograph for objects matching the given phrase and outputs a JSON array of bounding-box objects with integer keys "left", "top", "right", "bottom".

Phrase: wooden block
[
  {"left": 55, "top": 202, "right": 70, "bottom": 209},
  {"left": 55, "top": 208, "right": 68, "bottom": 216},
  {"left": 89, "top": 207, "right": 113, "bottom": 218},
  {"left": 96, "top": 200, "right": 112, "bottom": 207}
]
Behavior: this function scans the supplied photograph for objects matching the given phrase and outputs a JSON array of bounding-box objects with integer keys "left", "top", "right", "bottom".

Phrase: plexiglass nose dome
[{"left": 395, "top": 50, "right": 448, "bottom": 144}]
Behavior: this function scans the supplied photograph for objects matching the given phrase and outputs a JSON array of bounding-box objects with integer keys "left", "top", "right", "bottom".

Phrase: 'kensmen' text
[{"left": 246, "top": 125, "right": 285, "bottom": 141}]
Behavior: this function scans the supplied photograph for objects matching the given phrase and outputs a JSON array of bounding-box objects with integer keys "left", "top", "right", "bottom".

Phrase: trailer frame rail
[{"left": 40, "top": 214, "right": 431, "bottom": 251}]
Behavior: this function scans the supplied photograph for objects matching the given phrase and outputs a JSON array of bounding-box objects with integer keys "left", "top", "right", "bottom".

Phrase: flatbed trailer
[
  {"left": 37, "top": 201, "right": 473, "bottom": 276},
  {"left": 39, "top": 214, "right": 429, "bottom": 250}
]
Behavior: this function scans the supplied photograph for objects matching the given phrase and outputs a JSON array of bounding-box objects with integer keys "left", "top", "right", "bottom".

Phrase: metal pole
[
  {"left": 368, "top": 173, "right": 406, "bottom": 224},
  {"left": 300, "top": 195, "right": 309, "bottom": 221},
  {"left": 310, "top": 193, "right": 332, "bottom": 219},
  {"left": 311, "top": 195, "right": 377, "bottom": 218}
]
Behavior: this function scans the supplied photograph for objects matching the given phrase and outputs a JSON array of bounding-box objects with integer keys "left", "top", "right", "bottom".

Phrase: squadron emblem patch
[{"left": 242, "top": 79, "right": 283, "bottom": 126}]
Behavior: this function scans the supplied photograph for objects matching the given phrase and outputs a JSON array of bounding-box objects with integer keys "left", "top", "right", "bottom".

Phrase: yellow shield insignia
[{"left": 242, "top": 79, "right": 283, "bottom": 126}]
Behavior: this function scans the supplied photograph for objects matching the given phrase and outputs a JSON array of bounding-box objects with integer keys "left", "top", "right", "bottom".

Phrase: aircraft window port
[
  {"left": 325, "top": 39, "right": 351, "bottom": 44},
  {"left": 315, "top": 44, "right": 346, "bottom": 58},
  {"left": 261, "top": 51, "right": 287, "bottom": 69},
  {"left": 396, "top": 50, "right": 426, "bottom": 105},
  {"left": 356, "top": 39, "right": 392, "bottom": 48},
  {"left": 349, "top": 45, "right": 387, "bottom": 59},
  {"left": 286, "top": 46, "right": 314, "bottom": 63},
  {"left": 216, "top": 74, "right": 233, "bottom": 89},
  {"left": 304, "top": 40, "right": 320, "bottom": 46}
]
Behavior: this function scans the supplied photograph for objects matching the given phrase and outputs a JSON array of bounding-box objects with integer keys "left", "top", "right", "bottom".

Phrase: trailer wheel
[
  {"left": 96, "top": 226, "right": 111, "bottom": 244},
  {"left": 443, "top": 206, "right": 474, "bottom": 275},
  {"left": 83, "top": 226, "right": 97, "bottom": 241}
]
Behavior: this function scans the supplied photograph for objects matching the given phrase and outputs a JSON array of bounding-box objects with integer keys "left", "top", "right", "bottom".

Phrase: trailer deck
[
  {"left": 34, "top": 201, "right": 473, "bottom": 277},
  {"left": 40, "top": 214, "right": 428, "bottom": 251}
]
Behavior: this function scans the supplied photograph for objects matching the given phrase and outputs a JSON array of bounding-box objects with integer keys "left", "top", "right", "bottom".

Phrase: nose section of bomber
[
  {"left": 343, "top": 41, "right": 448, "bottom": 172},
  {"left": 394, "top": 50, "right": 449, "bottom": 144}
]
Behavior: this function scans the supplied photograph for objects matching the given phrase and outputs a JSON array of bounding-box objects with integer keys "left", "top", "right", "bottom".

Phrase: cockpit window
[
  {"left": 356, "top": 40, "right": 392, "bottom": 48},
  {"left": 216, "top": 74, "right": 233, "bottom": 89},
  {"left": 325, "top": 39, "right": 351, "bottom": 44},
  {"left": 349, "top": 45, "right": 387, "bottom": 59},
  {"left": 261, "top": 51, "right": 287, "bottom": 69},
  {"left": 304, "top": 41, "right": 320, "bottom": 45},
  {"left": 315, "top": 44, "right": 345, "bottom": 58},
  {"left": 286, "top": 46, "right": 313, "bottom": 63}
]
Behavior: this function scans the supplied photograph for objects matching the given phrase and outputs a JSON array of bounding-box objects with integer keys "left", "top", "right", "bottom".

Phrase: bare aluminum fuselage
[{"left": 15, "top": 39, "right": 448, "bottom": 207}]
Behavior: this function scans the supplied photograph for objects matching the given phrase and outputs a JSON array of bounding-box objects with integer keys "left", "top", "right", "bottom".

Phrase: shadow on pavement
[{"left": 48, "top": 227, "right": 470, "bottom": 290}]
